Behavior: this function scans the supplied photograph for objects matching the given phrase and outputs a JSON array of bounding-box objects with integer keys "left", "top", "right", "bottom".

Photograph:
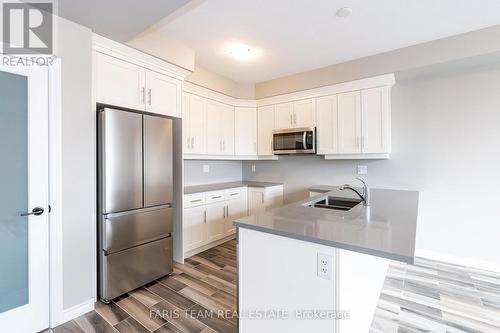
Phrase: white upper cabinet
[
  {"left": 257, "top": 105, "right": 275, "bottom": 156},
  {"left": 96, "top": 52, "right": 182, "bottom": 117},
  {"left": 274, "top": 102, "right": 294, "bottom": 129},
  {"left": 274, "top": 99, "right": 316, "bottom": 129},
  {"left": 145, "top": 70, "right": 182, "bottom": 117},
  {"left": 221, "top": 103, "right": 235, "bottom": 156},
  {"left": 293, "top": 98, "right": 316, "bottom": 128},
  {"left": 316, "top": 95, "right": 338, "bottom": 154},
  {"left": 205, "top": 99, "right": 224, "bottom": 154},
  {"left": 235, "top": 107, "right": 257, "bottom": 156},
  {"left": 361, "top": 87, "right": 390, "bottom": 154},
  {"left": 184, "top": 93, "right": 206, "bottom": 154},
  {"left": 205, "top": 100, "right": 234, "bottom": 155},
  {"left": 338, "top": 91, "right": 362, "bottom": 154},
  {"left": 96, "top": 52, "right": 145, "bottom": 110}
]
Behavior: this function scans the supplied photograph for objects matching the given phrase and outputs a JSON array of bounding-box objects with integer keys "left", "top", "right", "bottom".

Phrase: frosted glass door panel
[{"left": 0, "top": 71, "right": 28, "bottom": 313}]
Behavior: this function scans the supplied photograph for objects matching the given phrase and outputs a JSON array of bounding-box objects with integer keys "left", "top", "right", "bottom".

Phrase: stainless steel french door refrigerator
[{"left": 97, "top": 107, "right": 173, "bottom": 302}]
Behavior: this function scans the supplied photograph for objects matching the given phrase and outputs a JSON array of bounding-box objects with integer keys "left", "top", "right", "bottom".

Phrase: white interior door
[{"left": 0, "top": 59, "right": 50, "bottom": 332}]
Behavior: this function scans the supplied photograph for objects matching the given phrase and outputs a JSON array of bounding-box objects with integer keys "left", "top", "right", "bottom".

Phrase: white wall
[
  {"left": 244, "top": 63, "right": 500, "bottom": 268},
  {"left": 55, "top": 18, "right": 95, "bottom": 310},
  {"left": 184, "top": 160, "right": 242, "bottom": 186}
]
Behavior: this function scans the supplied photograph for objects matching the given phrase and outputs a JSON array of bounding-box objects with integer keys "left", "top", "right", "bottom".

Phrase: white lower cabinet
[
  {"left": 183, "top": 187, "right": 248, "bottom": 257},
  {"left": 247, "top": 185, "right": 284, "bottom": 215},
  {"left": 183, "top": 205, "right": 206, "bottom": 252},
  {"left": 206, "top": 201, "right": 226, "bottom": 242}
]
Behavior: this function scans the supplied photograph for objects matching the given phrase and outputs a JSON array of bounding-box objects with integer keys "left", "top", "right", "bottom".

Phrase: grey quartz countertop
[
  {"left": 234, "top": 188, "right": 419, "bottom": 264},
  {"left": 184, "top": 181, "right": 283, "bottom": 194}
]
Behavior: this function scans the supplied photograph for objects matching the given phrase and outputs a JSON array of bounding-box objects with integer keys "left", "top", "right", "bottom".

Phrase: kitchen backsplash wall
[
  {"left": 184, "top": 160, "right": 243, "bottom": 186},
  {"left": 243, "top": 61, "right": 500, "bottom": 268}
]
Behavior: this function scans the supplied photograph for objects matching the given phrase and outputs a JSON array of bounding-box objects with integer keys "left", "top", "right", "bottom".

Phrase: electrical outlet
[
  {"left": 357, "top": 165, "right": 367, "bottom": 175},
  {"left": 203, "top": 164, "right": 210, "bottom": 173},
  {"left": 317, "top": 253, "right": 332, "bottom": 280},
  {"left": 251, "top": 164, "right": 256, "bottom": 172}
]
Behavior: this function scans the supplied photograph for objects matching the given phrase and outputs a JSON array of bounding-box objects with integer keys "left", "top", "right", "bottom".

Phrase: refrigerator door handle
[{"left": 103, "top": 203, "right": 171, "bottom": 219}]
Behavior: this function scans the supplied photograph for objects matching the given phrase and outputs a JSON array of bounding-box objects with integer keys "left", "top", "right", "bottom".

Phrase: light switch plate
[
  {"left": 317, "top": 253, "right": 333, "bottom": 280},
  {"left": 357, "top": 165, "right": 368, "bottom": 175},
  {"left": 203, "top": 164, "right": 210, "bottom": 173}
]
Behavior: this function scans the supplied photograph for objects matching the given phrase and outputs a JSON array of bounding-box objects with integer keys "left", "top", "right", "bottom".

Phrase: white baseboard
[
  {"left": 416, "top": 249, "right": 500, "bottom": 273},
  {"left": 60, "top": 298, "right": 95, "bottom": 325}
]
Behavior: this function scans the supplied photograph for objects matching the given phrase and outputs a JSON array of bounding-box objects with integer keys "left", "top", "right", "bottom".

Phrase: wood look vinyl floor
[{"left": 47, "top": 240, "right": 500, "bottom": 333}]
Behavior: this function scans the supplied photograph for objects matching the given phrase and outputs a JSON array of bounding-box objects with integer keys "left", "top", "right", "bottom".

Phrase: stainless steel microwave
[{"left": 272, "top": 127, "right": 316, "bottom": 155}]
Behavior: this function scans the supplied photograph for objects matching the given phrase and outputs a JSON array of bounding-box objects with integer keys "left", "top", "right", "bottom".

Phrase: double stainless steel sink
[{"left": 306, "top": 196, "right": 362, "bottom": 211}]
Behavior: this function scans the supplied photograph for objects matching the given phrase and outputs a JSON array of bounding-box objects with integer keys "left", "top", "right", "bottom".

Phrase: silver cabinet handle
[
  {"left": 204, "top": 210, "right": 207, "bottom": 224},
  {"left": 226, "top": 205, "right": 229, "bottom": 217},
  {"left": 20, "top": 206, "right": 44, "bottom": 216},
  {"left": 148, "top": 88, "right": 152, "bottom": 105},
  {"left": 222, "top": 206, "right": 226, "bottom": 218},
  {"left": 261, "top": 193, "right": 264, "bottom": 204},
  {"left": 289, "top": 114, "right": 293, "bottom": 125},
  {"left": 141, "top": 87, "right": 145, "bottom": 104},
  {"left": 211, "top": 195, "right": 222, "bottom": 199}
]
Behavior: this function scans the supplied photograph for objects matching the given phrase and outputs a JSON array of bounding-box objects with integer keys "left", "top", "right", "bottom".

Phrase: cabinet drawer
[
  {"left": 205, "top": 190, "right": 226, "bottom": 204},
  {"left": 225, "top": 187, "right": 241, "bottom": 200},
  {"left": 184, "top": 192, "right": 206, "bottom": 208}
]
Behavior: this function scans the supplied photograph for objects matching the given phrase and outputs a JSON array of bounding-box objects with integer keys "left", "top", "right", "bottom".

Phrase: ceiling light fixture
[
  {"left": 336, "top": 7, "right": 352, "bottom": 18},
  {"left": 227, "top": 44, "right": 255, "bottom": 61}
]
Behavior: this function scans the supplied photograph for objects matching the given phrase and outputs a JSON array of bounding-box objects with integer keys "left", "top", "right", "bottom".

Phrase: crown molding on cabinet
[
  {"left": 92, "top": 33, "right": 191, "bottom": 80},
  {"left": 184, "top": 73, "right": 395, "bottom": 108},
  {"left": 183, "top": 81, "right": 257, "bottom": 108},
  {"left": 255, "top": 74, "right": 395, "bottom": 107}
]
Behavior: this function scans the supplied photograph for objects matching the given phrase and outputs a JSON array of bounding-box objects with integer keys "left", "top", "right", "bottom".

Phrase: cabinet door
[
  {"left": 188, "top": 94, "right": 206, "bottom": 154},
  {"left": 183, "top": 205, "right": 206, "bottom": 252},
  {"left": 205, "top": 201, "right": 226, "bottom": 242},
  {"left": 205, "top": 100, "right": 223, "bottom": 154},
  {"left": 221, "top": 104, "right": 235, "bottom": 155},
  {"left": 235, "top": 107, "right": 257, "bottom": 156},
  {"left": 96, "top": 52, "right": 145, "bottom": 110},
  {"left": 257, "top": 105, "right": 275, "bottom": 156},
  {"left": 274, "top": 102, "right": 293, "bottom": 129},
  {"left": 182, "top": 92, "right": 190, "bottom": 151},
  {"left": 316, "top": 95, "right": 338, "bottom": 154},
  {"left": 145, "top": 70, "right": 181, "bottom": 117},
  {"left": 338, "top": 91, "right": 362, "bottom": 153},
  {"left": 248, "top": 188, "right": 266, "bottom": 215},
  {"left": 361, "top": 87, "right": 390, "bottom": 154},
  {"left": 293, "top": 98, "right": 316, "bottom": 128},
  {"left": 225, "top": 198, "right": 241, "bottom": 235}
]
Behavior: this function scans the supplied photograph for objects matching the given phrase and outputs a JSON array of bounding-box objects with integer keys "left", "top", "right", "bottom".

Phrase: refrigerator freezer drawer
[
  {"left": 101, "top": 236, "right": 173, "bottom": 302},
  {"left": 103, "top": 205, "right": 172, "bottom": 253}
]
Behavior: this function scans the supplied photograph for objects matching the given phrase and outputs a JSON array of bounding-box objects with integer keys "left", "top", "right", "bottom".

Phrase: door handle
[
  {"left": 290, "top": 114, "right": 293, "bottom": 125},
  {"left": 141, "top": 87, "right": 145, "bottom": 104},
  {"left": 20, "top": 206, "right": 44, "bottom": 217},
  {"left": 293, "top": 113, "right": 297, "bottom": 125},
  {"left": 148, "top": 89, "right": 152, "bottom": 105},
  {"left": 222, "top": 206, "right": 226, "bottom": 218},
  {"left": 204, "top": 210, "right": 207, "bottom": 224}
]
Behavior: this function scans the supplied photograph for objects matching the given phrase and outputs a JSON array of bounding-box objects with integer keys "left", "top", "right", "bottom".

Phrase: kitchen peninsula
[{"left": 234, "top": 187, "right": 419, "bottom": 333}]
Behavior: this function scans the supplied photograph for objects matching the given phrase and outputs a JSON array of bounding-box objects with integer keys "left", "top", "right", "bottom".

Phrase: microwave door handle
[{"left": 303, "top": 131, "right": 307, "bottom": 149}]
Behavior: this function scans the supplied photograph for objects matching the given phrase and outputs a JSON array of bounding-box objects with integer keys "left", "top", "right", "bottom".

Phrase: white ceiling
[
  {"left": 57, "top": 0, "right": 190, "bottom": 41},
  {"left": 154, "top": 0, "right": 500, "bottom": 83}
]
